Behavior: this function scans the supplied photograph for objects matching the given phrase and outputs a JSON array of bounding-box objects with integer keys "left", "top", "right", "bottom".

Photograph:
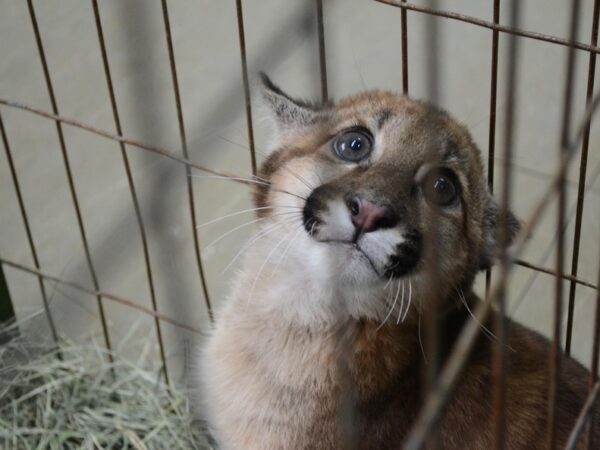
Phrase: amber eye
[
  {"left": 333, "top": 128, "right": 373, "bottom": 162},
  {"left": 422, "top": 170, "right": 460, "bottom": 208}
]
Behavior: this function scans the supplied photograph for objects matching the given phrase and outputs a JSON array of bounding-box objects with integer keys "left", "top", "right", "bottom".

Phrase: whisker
[
  {"left": 202, "top": 217, "right": 266, "bottom": 251},
  {"left": 418, "top": 299, "right": 428, "bottom": 364},
  {"left": 247, "top": 226, "right": 299, "bottom": 303},
  {"left": 378, "top": 280, "right": 401, "bottom": 331},
  {"left": 221, "top": 216, "right": 301, "bottom": 273},
  {"left": 203, "top": 211, "right": 299, "bottom": 252},
  {"left": 190, "top": 173, "right": 308, "bottom": 201},
  {"left": 279, "top": 164, "right": 314, "bottom": 191},
  {"left": 270, "top": 225, "right": 306, "bottom": 277},
  {"left": 400, "top": 280, "right": 413, "bottom": 323},
  {"left": 214, "top": 136, "right": 317, "bottom": 191},
  {"left": 191, "top": 174, "right": 270, "bottom": 186},
  {"left": 196, "top": 205, "right": 301, "bottom": 228},
  {"left": 455, "top": 287, "right": 514, "bottom": 351},
  {"left": 383, "top": 276, "right": 394, "bottom": 290},
  {"left": 396, "top": 281, "right": 406, "bottom": 325}
]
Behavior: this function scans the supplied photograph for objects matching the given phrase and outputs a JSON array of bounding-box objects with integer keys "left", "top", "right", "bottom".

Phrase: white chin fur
[{"left": 233, "top": 218, "right": 403, "bottom": 326}]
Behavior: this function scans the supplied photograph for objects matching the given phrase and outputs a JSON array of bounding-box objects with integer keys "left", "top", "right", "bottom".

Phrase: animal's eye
[
  {"left": 333, "top": 128, "right": 373, "bottom": 162},
  {"left": 422, "top": 169, "right": 460, "bottom": 208}
]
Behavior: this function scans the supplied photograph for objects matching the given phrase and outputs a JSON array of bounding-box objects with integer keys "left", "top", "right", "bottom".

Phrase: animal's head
[{"left": 253, "top": 74, "right": 519, "bottom": 323}]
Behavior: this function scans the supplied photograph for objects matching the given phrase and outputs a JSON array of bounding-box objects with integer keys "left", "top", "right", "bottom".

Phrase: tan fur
[{"left": 200, "top": 78, "right": 598, "bottom": 449}]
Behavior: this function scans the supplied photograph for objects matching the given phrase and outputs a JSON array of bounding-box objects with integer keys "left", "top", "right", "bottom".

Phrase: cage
[{"left": 0, "top": 0, "right": 599, "bottom": 448}]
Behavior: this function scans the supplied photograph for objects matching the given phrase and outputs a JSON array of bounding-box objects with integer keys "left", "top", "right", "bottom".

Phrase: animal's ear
[
  {"left": 258, "top": 72, "right": 325, "bottom": 132},
  {"left": 479, "top": 194, "right": 521, "bottom": 270}
]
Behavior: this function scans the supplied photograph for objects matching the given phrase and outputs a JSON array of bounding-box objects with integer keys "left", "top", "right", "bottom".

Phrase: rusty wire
[
  {"left": 565, "top": 0, "right": 600, "bottom": 356},
  {"left": 547, "top": 1, "right": 582, "bottom": 447},
  {"left": 492, "top": 0, "right": 520, "bottom": 446},
  {"left": 0, "top": 112, "right": 58, "bottom": 343},
  {"left": 0, "top": 99, "right": 244, "bottom": 182},
  {"left": 376, "top": 0, "right": 600, "bottom": 54},
  {"left": 0, "top": 258, "right": 206, "bottom": 337},
  {"left": 26, "top": 0, "right": 112, "bottom": 355},
  {"left": 421, "top": 2, "right": 443, "bottom": 448},
  {"left": 485, "top": 0, "right": 500, "bottom": 300},
  {"left": 91, "top": 0, "right": 170, "bottom": 384},
  {"left": 161, "top": 0, "right": 214, "bottom": 326},
  {"left": 400, "top": 0, "right": 409, "bottom": 94},
  {"left": 235, "top": 0, "right": 258, "bottom": 177},
  {"left": 316, "top": 0, "right": 329, "bottom": 102}
]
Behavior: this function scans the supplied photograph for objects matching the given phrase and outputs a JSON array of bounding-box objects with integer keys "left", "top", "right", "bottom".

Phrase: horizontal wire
[
  {"left": 0, "top": 98, "right": 246, "bottom": 184},
  {"left": 0, "top": 258, "right": 206, "bottom": 336},
  {"left": 375, "top": 0, "right": 600, "bottom": 55},
  {"left": 515, "top": 259, "right": 597, "bottom": 290}
]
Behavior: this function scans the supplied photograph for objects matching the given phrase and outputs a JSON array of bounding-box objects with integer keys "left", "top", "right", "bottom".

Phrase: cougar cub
[{"left": 200, "top": 74, "right": 598, "bottom": 449}]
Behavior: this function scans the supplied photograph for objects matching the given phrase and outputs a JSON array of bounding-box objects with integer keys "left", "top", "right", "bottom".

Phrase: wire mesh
[{"left": 0, "top": 0, "right": 599, "bottom": 448}]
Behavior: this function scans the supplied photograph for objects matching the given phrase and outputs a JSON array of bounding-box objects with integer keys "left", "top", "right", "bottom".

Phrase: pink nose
[{"left": 346, "top": 196, "right": 392, "bottom": 233}]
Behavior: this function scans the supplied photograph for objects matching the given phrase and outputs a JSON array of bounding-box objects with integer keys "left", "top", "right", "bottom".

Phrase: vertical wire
[
  {"left": 316, "top": 0, "right": 328, "bottom": 102},
  {"left": 565, "top": 0, "right": 600, "bottom": 356},
  {"left": 91, "top": 0, "right": 170, "bottom": 384},
  {"left": 400, "top": 0, "right": 409, "bottom": 94},
  {"left": 0, "top": 112, "right": 59, "bottom": 342},
  {"left": 493, "top": 1, "right": 520, "bottom": 448},
  {"left": 547, "top": 0, "right": 582, "bottom": 448},
  {"left": 160, "top": 0, "right": 214, "bottom": 323},
  {"left": 423, "top": 2, "right": 441, "bottom": 448},
  {"left": 26, "top": 0, "right": 112, "bottom": 354},
  {"left": 235, "top": 0, "right": 258, "bottom": 176},
  {"left": 485, "top": 0, "right": 501, "bottom": 299}
]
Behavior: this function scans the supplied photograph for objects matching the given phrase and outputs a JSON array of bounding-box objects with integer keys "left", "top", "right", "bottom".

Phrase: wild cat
[{"left": 200, "top": 74, "right": 598, "bottom": 449}]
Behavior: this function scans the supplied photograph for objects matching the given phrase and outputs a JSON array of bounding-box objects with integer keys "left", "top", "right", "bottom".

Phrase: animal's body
[{"left": 200, "top": 75, "right": 598, "bottom": 449}]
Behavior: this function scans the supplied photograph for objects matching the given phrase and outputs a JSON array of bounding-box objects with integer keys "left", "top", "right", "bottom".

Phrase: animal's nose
[{"left": 345, "top": 194, "right": 397, "bottom": 233}]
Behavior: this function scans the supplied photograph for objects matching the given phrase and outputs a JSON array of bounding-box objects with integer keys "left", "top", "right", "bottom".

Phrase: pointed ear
[
  {"left": 479, "top": 194, "right": 521, "bottom": 270},
  {"left": 258, "top": 72, "right": 324, "bottom": 132}
]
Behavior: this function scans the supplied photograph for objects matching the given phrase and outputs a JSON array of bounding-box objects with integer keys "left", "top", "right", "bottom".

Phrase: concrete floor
[{"left": 0, "top": 0, "right": 599, "bottom": 381}]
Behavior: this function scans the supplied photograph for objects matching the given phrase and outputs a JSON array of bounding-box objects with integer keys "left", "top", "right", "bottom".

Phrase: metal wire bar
[
  {"left": 485, "top": 0, "right": 500, "bottom": 299},
  {"left": 26, "top": 0, "right": 112, "bottom": 353},
  {"left": 375, "top": 0, "right": 600, "bottom": 55},
  {"left": 515, "top": 259, "right": 597, "bottom": 290},
  {"left": 0, "top": 99, "right": 245, "bottom": 183},
  {"left": 400, "top": 0, "right": 409, "bottom": 94},
  {"left": 235, "top": 0, "right": 258, "bottom": 176},
  {"left": 422, "top": 3, "right": 441, "bottom": 447},
  {"left": 565, "top": 0, "right": 600, "bottom": 356},
  {"left": 0, "top": 257, "right": 206, "bottom": 336},
  {"left": 492, "top": 0, "right": 520, "bottom": 446},
  {"left": 401, "top": 65, "right": 600, "bottom": 450},
  {"left": 316, "top": 0, "right": 328, "bottom": 102},
  {"left": 565, "top": 382, "right": 600, "bottom": 450},
  {"left": 161, "top": 0, "right": 214, "bottom": 325},
  {"left": 0, "top": 112, "right": 58, "bottom": 342},
  {"left": 547, "top": 1, "right": 581, "bottom": 447},
  {"left": 91, "top": 0, "right": 170, "bottom": 384}
]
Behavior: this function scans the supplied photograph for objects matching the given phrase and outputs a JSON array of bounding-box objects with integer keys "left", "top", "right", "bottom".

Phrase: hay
[{"left": 0, "top": 321, "right": 212, "bottom": 450}]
